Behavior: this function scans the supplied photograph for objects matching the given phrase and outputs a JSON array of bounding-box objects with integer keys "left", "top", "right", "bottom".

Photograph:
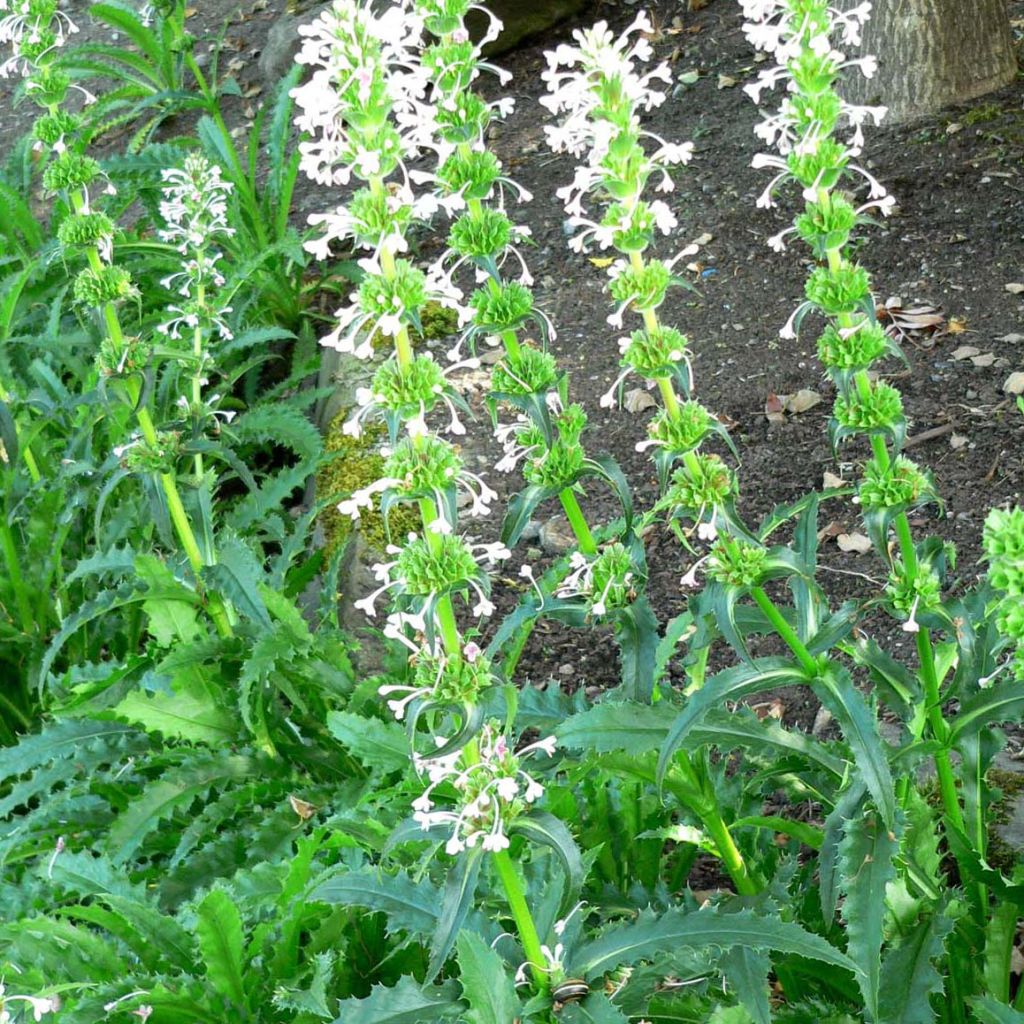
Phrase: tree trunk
[{"left": 838, "top": 0, "right": 1017, "bottom": 123}]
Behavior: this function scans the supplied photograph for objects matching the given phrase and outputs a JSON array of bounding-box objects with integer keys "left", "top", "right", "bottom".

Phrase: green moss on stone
[{"left": 317, "top": 410, "right": 419, "bottom": 555}]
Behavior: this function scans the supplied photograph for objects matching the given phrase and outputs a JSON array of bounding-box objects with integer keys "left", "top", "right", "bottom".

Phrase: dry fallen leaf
[
  {"left": 951, "top": 345, "right": 980, "bottom": 360},
  {"left": 624, "top": 388, "right": 657, "bottom": 413},
  {"left": 692, "top": 232, "right": 714, "bottom": 246},
  {"left": 946, "top": 122, "right": 963, "bottom": 135},
  {"left": 950, "top": 434, "right": 968, "bottom": 450},
  {"left": 822, "top": 471, "right": 845, "bottom": 489},
  {"left": 946, "top": 317, "right": 968, "bottom": 334},
  {"left": 717, "top": 73, "right": 737, "bottom": 89},
  {"left": 817, "top": 520, "right": 844, "bottom": 542},
  {"left": 782, "top": 388, "right": 822, "bottom": 414},
  {"left": 837, "top": 532, "right": 872, "bottom": 554},
  {"left": 588, "top": 256, "right": 614, "bottom": 268},
  {"left": 970, "top": 352, "right": 996, "bottom": 368},
  {"left": 765, "top": 392, "right": 785, "bottom": 424},
  {"left": 751, "top": 697, "right": 785, "bottom": 720},
  {"left": 998, "top": 333, "right": 1024, "bottom": 344},
  {"left": 1005, "top": 283, "right": 1024, "bottom": 295},
  {"left": 289, "top": 794, "right": 316, "bottom": 821},
  {"left": 1003, "top": 371, "right": 1024, "bottom": 395}
]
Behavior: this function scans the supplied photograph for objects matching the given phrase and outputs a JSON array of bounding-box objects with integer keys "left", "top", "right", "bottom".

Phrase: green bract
[
  {"left": 858, "top": 455, "right": 932, "bottom": 512},
  {"left": 622, "top": 326, "right": 689, "bottom": 378},
  {"left": 73, "top": 265, "right": 134, "bottom": 306},
  {"left": 348, "top": 188, "right": 413, "bottom": 246},
  {"left": 27, "top": 65, "right": 71, "bottom": 106},
  {"left": 422, "top": 39, "right": 477, "bottom": 92},
  {"left": 96, "top": 333, "right": 152, "bottom": 379},
  {"left": 589, "top": 543, "right": 635, "bottom": 612},
  {"left": 787, "top": 139, "right": 847, "bottom": 191},
  {"left": 416, "top": 0, "right": 473, "bottom": 36},
  {"left": 805, "top": 264, "right": 871, "bottom": 315},
  {"left": 121, "top": 430, "right": 182, "bottom": 475},
  {"left": 384, "top": 435, "right": 461, "bottom": 496},
  {"left": 816, "top": 321, "right": 887, "bottom": 371},
  {"left": 372, "top": 355, "right": 446, "bottom": 417},
  {"left": 523, "top": 404, "right": 587, "bottom": 489},
  {"left": 470, "top": 280, "right": 535, "bottom": 332},
  {"left": 42, "top": 151, "right": 101, "bottom": 192},
  {"left": 437, "top": 151, "right": 502, "bottom": 201},
  {"left": 609, "top": 260, "right": 670, "bottom": 311},
  {"left": 646, "top": 402, "right": 711, "bottom": 453},
  {"left": 796, "top": 195, "right": 855, "bottom": 253},
  {"left": 58, "top": 211, "right": 114, "bottom": 250},
  {"left": 603, "top": 200, "right": 658, "bottom": 252},
  {"left": 397, "top": 534, "right": 481, "bottom": 597},
  {"left": 32, "top": 109, "right": 79, "bottom": 146},
  {"left": 984, "top": 507, "right": 1024, "bottom": 596},
  {"left": 491, "top": 346, "right": 558, "bottom": 396},
  {"left": 665, "top": 452, "right": 737, "bottom": 513},
  {"left": 435, "top": 91, "right": 492, "bottom": 144},
  {"left": 887, "top": 565, "right": 942, "bottom": 616},
  {"left": 358, "top": 259, "right": 427, "bottom": 324},
  {"left": 707, "top": 539, "right": 768, "bottom": 588},
  {"left": 833, "top": 381, "right": 903, "bottom": 432},
  {"left": 413, "top": 648, "right": 493, "bottom": 707},
  {"left": 783, "top": 90, "right": 841, "bottom": 140},
  {"left": 449, "top": 207, "right": 512, "bottom": 261}
]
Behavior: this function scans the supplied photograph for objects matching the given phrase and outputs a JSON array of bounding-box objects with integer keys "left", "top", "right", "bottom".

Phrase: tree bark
[{"left": 838, "top": 0, "right": 1017, "bottom": 123}]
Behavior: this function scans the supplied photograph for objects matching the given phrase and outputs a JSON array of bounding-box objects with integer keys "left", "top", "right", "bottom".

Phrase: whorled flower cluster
[
  {"left": 744, "top": 0, "right": 941, "bottom": 627},
  {"left": 984, "top": 507, "right": 1024, "bottom": 681},
  {"left": 412, "top": 723, "right": 555, "bottom": 854}
]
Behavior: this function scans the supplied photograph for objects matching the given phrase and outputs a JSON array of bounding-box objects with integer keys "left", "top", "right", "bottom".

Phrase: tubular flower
[{"left": 412, "top": 722, "right": 556, "bottom": 855}]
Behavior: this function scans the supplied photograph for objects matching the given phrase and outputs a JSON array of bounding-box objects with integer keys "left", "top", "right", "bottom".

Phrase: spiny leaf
[
  {"left": 614, "top": 595, "right": 658, "bottom": 703},
  {"left": 0, "top": 719, "right": 137, "bottom": 781},
  {"left": 427, "top": 846, "right": 484, "bottom": 981},
  {"left": 233, "top": 403, "right": 321, "bottom": 462},
  {"left": 457, "top": 932, "right": 519, "bottom": 1024},
  {"left": 559, "top": 994, "right": 629, "bottom": 1023},
  {"left": 308, "top": 867, "right": 441, "bottom": 938},
  {"left": 509, "top": 812, "right": 585, "bottom": 915},
  {"left": 201, "top": 534, "right": 271, "bottom": 627},
  {"left": 106, "top": 752, "right": 250, "bottom": 863},
  {"left": 877, "top": 911, "right": 953, "bottom": 1024},
  {"left": 970, "top": 999, "right": 1024, "bottom": 1024},
  {"left": 326, "top": 710, "right": 410, "bottom": 774},
  {"left": 113, "top": 665, "right": 236, "bottom": 743},
  {"left": 196, "top": 888, "right": 247, "bottom": 1009},
  {"left": 571, "top": 906, "right": 862, "bottom": 982},
  {"left": 838, "top": 811, "right": 899, "bottom": 1018},
  {"left": 332, "top": 976, "right": 462, "bottom": 1024}
]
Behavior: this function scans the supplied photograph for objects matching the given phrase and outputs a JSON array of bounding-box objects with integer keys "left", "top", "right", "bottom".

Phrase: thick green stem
[
  {"left": 700, "top": 805, "right": 761, "bottom": 896},
  {"left": 559, "top": 489, "right": 597, "bottom": 557},
  {"left": 491, "top": 849, "right": 548, "bottom": 993},
  {"left": 750, "top": 586, "right": 819, "bottom": 676}
]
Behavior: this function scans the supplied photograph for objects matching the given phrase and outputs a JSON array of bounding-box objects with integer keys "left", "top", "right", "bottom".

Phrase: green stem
[
  {"left": 0, "top": 380, "right": 42, "bottom": 482},
  {"left": 559, "top": 489, "right": 597, "bottom": 557},
  {"left": 750, "top": 586, "right": 819, "bottom": 676},
  {"left": 700, "top": 804, "right": 761, "bottom": 896},
  {"left": 492, "top": 849, "right": 548, "bottom": 993}
]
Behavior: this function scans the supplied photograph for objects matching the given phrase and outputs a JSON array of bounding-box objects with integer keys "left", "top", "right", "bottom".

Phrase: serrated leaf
[
  {"left": 557, "top": 702, "right": 673, "bottom": 754},
  {"left": 838, "top": 811, "right": 899, "bottom": 1018},
  {"left": 510, "top": 812, "right": 584, "bottom": 915},
  {"left": 814, "top": 663, "right": 896, "bottom": 829},
  {"left": 196, "top": 889, "right": 246, "bottom": 1009},
  {"left": 877, "top": 911, "right": 953, "bottom": 1024},
  {"left": 0, "top": 720, "right": 135, "bottom": 781},
  {"left": 457, "top": 932, "right": 519, "bottom": 1024},
  {"left": 614, "top": 596, "right": 658, "bottom": 703},
  {"left": 948, "top": 679, "right": 1024, "bottom": 745},
  {"left": 428, "top": 847, "right": 484, "bottom": 981},
  {"left": 106, "top": 753, "right": 250, "bottom": 863},
  {"left": 559, "top": 994, "right": 629, "bottom": 1023},
  {"left": 571, "top": 906, "right": 862, "bottom": 982},
  {"left": 326, "top": 710, "right": 410, "bottom": 773},
  {"left": 201, "top": 535, "right": 271, "bottom": 627},
  {"left": 43, "top": 850, "right": 147, "bottom": 901},
  {"left": 114, "top": 664, "right": 235, "bottom": 743},
  {"left": 333, "top": 976, "right": 462, "bottom": 1024},
  {"left": 971, "top": 999, "right": 1024, "bottom": 1024},
  {"left": 308, "top": 868, "right": 441, "bottom": 938}
]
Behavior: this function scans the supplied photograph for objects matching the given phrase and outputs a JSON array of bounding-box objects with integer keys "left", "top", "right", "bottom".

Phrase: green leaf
[
  {"left": 114, "top": 664, "right": 235, "bottom": 743},
  {"left": 427, "top": 847, "right": 484, "bottom": 981},
  {"left": 106, "top": 752, "right": 250, "bottom": 863},
  {"left": 720, "top": 946, "right": 771, "bottom": 1024},
  {"left": 731, "top": 815, "right": 822, "bottom": 850},
  {"left": 557, "top": 701, "right": 673, "bottom": 754},
  {"left": 201, "top": 534, "right": 271, "bottom": 627},
  {"left": 657, "top": 657, "right": 811, "bottom": 783},
  {"left": 814, "top": 663, "right": 897, "bottom": 829},
  {"left": 196, "top": 888, "right": 247, "bottom": 1009},
  {"left": 134, "top": 554, "right": 202, "bottom": 646},
  {"left": 838, "top": 811, "right": 899, "bottom": 1018},
  {"left": 333, "top": 977, "right": 462, "bottom": 1024},
  {"left": 654, "top": 611, "right": 694, "bottom": 685},
  {"left": 613, "top": 595, "right": 658, "bottom": 703},
  {"left": 949, "top": 679, "right": 1024, "bottom": 745},
  {"left": 877, "top": 911, "right": 953, "bottom": 1024},
  {"left": 820, "top": 781, "right": 867, "bottom": 921},
  {"left": 509, "top": 811, "right": 585, "bottom": 915},
  {"left": 571, "top": 906, "right": 862, "bottom": 982},
  {"left": 326, "top": 710, "right": 410, "bottom": 773},
  {"left": 970, "top": 1000, "right": 1024, "bottom": 1024},
  {"left": 308, "top": 868, "right": 441, "bottom": 938},
  {"left": 0, "top": 720, "right": 135, "bottom": 780},
  {"left": 457, "top": 932, "right": 519, "bottom": 1024},
  {"left": 559, "top": 994, "right": 629, "bottom": 1023},
  {"left": 273, "top": 951, "right": 335, "bottom": 1019}
]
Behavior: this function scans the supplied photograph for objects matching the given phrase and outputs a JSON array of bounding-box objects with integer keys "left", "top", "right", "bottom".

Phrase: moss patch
[{"left": 317, "top": 412, "right": 419, "bottom": 556}]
